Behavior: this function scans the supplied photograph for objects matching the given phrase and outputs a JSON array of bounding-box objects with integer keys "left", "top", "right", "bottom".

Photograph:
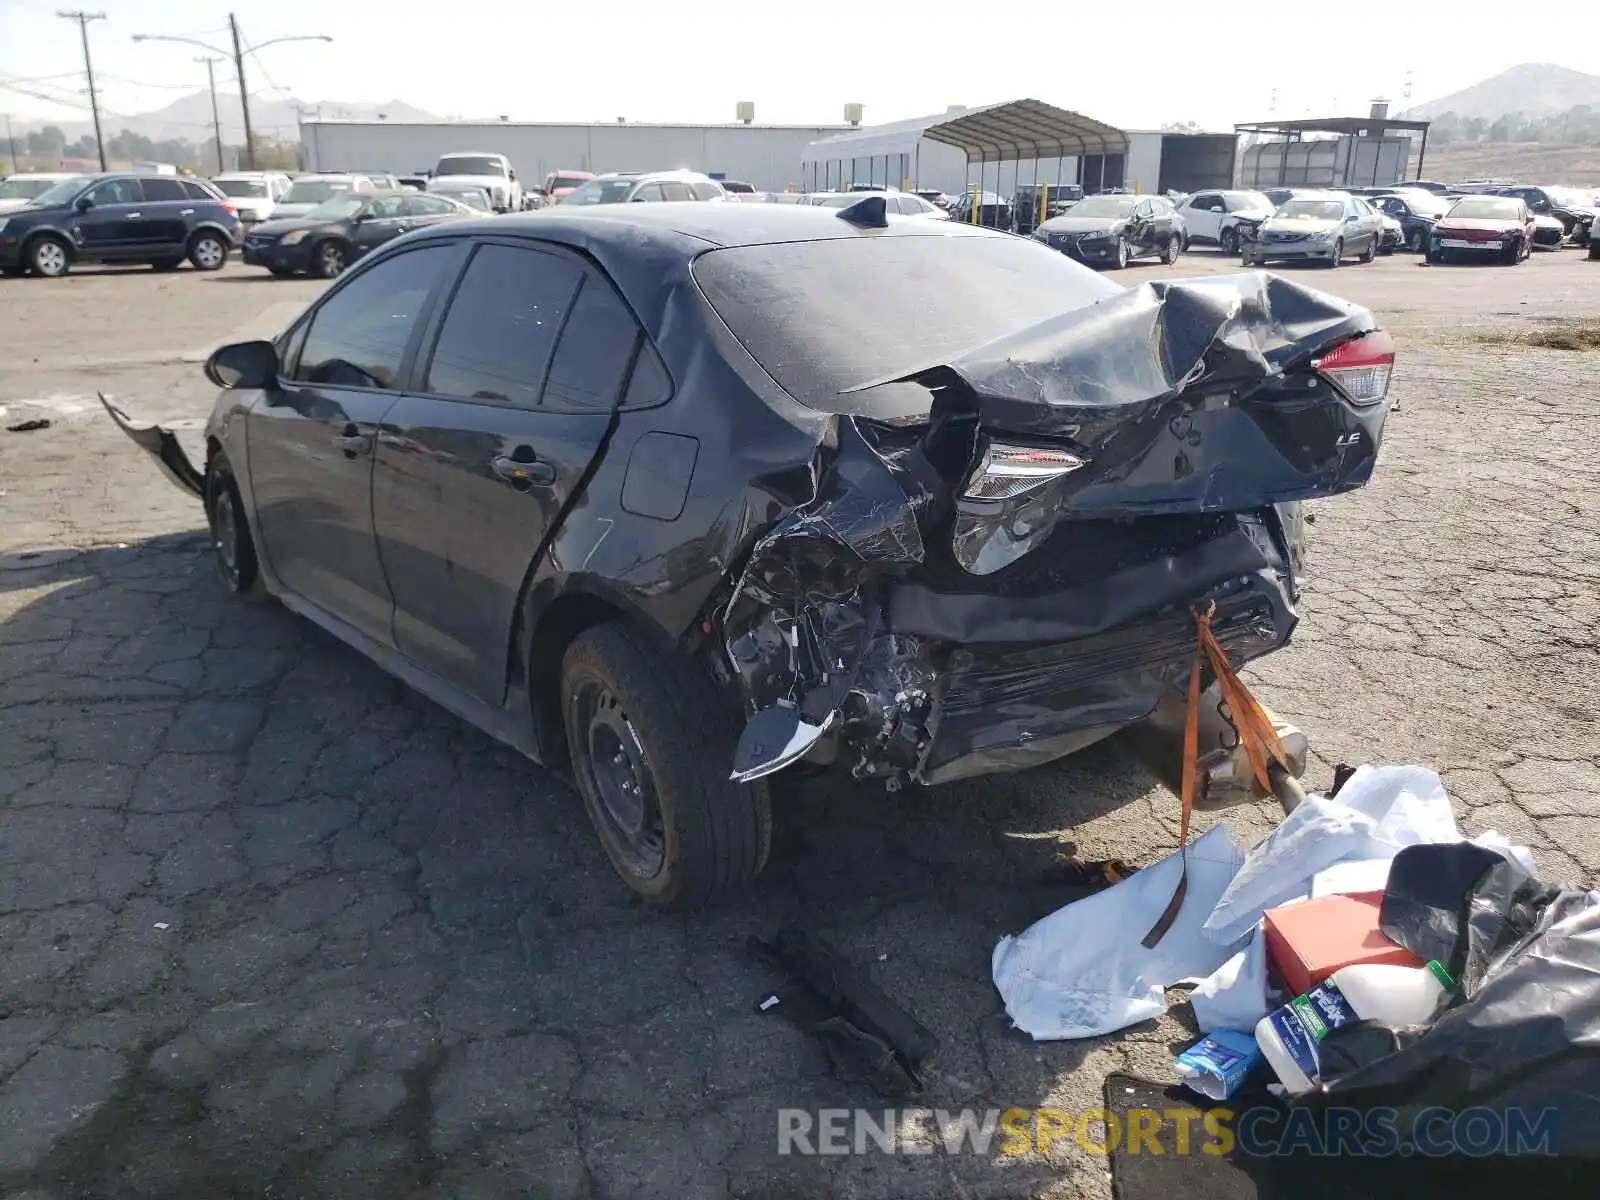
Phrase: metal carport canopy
[{"left": 921, "top": 99, "right": 1129, "bottom": 162}]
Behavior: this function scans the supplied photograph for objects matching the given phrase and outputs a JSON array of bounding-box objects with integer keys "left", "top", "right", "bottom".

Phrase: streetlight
[{"left": 131, "top": 16, "right": 330, "bottom": 170}]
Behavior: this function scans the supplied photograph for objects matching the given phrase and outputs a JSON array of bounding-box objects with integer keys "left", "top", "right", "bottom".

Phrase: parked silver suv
[{"left": 557, "top": 170, "right": 726, "bottom": 206}]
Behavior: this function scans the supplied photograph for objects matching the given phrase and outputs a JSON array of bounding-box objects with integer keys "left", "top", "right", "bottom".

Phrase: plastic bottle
[{"left": 1255, "top": 960, "right": 1455, "bottom": 1094}]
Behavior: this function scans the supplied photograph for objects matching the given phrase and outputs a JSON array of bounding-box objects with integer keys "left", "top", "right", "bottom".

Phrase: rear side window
[
  {"left": 182, "top": 180, "right": 215, "bottom": 200},
  {"left": 295, "top": 246, "right": 453, "bottom": 390},
  {"left": 424, "top": 243, "right": 583, "bottom": 407},
  {"left": 543, "top": 277, "right": 642, "bottom": 410},
  {"left": 693, "top": 235, "right": 1121, "bottom": 408},
  {"left": 141, "top": 177, "right": 187, "bottom": 201},
  {"left": 658, "top": 181, "right": 692, "bottom": 201},
  {"left": 690, "top": 182, "right": 721, "bottom": 201}
]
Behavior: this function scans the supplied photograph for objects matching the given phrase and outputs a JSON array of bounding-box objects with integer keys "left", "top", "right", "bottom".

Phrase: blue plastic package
[{"left": 1174, "top": 1028, "right": 1262, "bottom": 1100}]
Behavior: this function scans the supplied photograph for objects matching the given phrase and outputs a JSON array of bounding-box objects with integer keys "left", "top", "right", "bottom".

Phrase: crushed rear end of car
[{"left": 714, "top": 271, "right": 1393, "bottom": 787}]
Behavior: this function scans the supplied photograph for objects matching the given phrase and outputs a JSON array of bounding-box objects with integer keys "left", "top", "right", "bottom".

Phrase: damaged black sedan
[{"left": 103, "top": 199, "right": 1395, "bottom": 907}]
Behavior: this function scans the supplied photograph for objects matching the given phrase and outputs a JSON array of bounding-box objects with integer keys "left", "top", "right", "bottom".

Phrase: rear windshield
[
  {"left": 693, "top": 234, "right": 1122, "bottom": 407},
  {"left": 436, "top": 156, "right": 505, "bottom": 177},
  {"left": 215, "top": 178, "right": 269, "bottom": 198},
  {"left": 283, "top": 180, "right": 349, "bottom": 204},
  {"left": 1447, "top": 197, "right": 1520, "bottom": 220}
]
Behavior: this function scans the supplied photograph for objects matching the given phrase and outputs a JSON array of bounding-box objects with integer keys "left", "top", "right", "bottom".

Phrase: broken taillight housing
[
  {"left": 1312, "top": 329, "right": 1395, "bottom": 406},
  {"left": 962, "top": 443, "right": 1086, "bottom": 501}
]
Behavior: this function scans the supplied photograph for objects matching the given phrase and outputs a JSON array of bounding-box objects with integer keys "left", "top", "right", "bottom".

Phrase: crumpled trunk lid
[{"left": 719, "top": 272, "right": 1390, "bottom": 787}]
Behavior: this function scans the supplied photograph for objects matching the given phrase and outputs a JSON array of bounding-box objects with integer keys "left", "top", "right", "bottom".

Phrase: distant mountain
[
  {"left": 12, "top": 93, "right": 438, "bottom": 144},
  {"left": 1405, "top": 62, "right": 1600, "bottom": 120}
]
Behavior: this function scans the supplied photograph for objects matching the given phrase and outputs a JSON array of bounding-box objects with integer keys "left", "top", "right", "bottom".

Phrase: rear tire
[
  {"left": 187, "top": 231, "right": 228, "bottom": 272},
  {"left": 205, "top": 454, "right": 266, "bottom": 600},
  {"left": 561, "top": 622, "right": 771, "bottom": 908}
]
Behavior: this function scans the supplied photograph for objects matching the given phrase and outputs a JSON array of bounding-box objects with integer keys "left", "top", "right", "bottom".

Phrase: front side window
[
  {"left": 284, "top": 180, "right": 348, "bottom": 205},
  {"left": 424, "top": 244, "right": 583, "bottom": 407},
  {"left": 295, "top": 246, "right": 454, "bottom": 390},
  {"left": 658, "top": 181, "right": 693, "bottom": 201},
  {"left": 690, "top": 181, "right": 722, "bottom": 201},
  {"left": 407, "top": 194, "right": 460, "bottom": 216},
  {"left": 86, "top": 178, "right": 141, "bottom": 205}
]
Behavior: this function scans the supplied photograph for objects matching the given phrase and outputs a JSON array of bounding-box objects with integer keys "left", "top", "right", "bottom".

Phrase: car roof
[
  {"left": 410, "top": 201, "right": 1010, "bottom": 252},
  {"left": 437, "top": 151, "right": 505, "bottom": 157}
]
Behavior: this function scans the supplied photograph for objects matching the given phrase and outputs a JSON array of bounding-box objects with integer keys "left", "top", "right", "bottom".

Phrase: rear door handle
[
  {"left": 335, "top": 425, "right": 371, "bottom": 457},
  {"left": 126, "top": 212, "right": 143, "bottom": 220},
  {"left": 491, "top": 453, "right": 556, "bottom": 489}
]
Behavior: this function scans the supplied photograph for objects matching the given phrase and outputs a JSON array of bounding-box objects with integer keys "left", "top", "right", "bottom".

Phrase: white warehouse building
[{"left": 299, "top": 117, "right": 850, "bottom": 193}]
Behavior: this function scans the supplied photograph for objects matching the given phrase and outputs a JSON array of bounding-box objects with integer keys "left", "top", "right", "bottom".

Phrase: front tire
[
  {"left": 1110, "top": 238, "right": 1129, "bottom": 269},
  {"left": 1326, "top": 238, "right": 1344, "bottom": 268},
  {"left": 313, "top": 239, "right": 347, "bottom": 279},
  {"left": 1359, "top": 235, "right": 1377, "bottom": 264},
  {"left": 187, "top": 231, "right": 228, "bottom": 272},
  {"left": 562, "top": 622, "right": 771, "bottom": 908},
  {"left": 205, "top": 454, "right": 266, "bottom": 600},
  {"left": 1407, "top": 226, "right": 1426, "bottom": 253},
  {"left": 1162, "top": 232, "right": 1182, "bottom": 265},
  {"left": 26, "top": 234, "right": 71, "bottom": 278},
  {"left": 1220, "top": 226, "right": 1240, "bottom": 255}
]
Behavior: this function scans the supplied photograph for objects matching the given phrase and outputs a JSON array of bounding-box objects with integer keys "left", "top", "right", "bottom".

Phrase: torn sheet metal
[
  {"left": 723, "top": 273, "right": 1389, "bottom": 788},
  {"left": 99, "top": 393, "right": 205, "bottom": 499}
]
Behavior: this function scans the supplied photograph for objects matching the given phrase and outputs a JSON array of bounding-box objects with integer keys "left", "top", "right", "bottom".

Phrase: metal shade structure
[
  {"left": 1235, "top": 113, "right": 1434, "bottom": 179},
  {"left": 921, "top": 98, "right": 1129, "bottom": 163},
  {"left": 800, "top": 99, "right": 1131, "bottom": 214}
]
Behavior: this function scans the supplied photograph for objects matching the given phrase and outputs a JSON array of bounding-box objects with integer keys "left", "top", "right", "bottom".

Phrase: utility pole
[
  {"left": 198, "top": 57, "right": 225, "bottom": 172},
  {"left": 228, "top": 13, "right": 256, "bottom": 170},
  {"left": 58, "top": 10, "right": 108, "bottom": 170},
  {"left": 3, "top": 113, "right": 18, "bottom": 173}
]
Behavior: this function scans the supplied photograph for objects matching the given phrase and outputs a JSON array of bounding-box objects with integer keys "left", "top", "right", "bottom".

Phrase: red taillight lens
[
  {"left": 1313, "top": 329, "right": 1395, "bottom": 406},
  {"left": 222, "top": 203, "right": 237, "bottom": 215}
]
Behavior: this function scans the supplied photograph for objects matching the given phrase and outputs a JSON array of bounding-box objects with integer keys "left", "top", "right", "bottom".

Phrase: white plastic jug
[{"left": 1255, "top": 960, "right": 1454, "bottom": 1094}]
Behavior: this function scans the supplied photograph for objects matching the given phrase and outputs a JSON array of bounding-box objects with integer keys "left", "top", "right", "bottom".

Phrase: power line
[{"left": 56, "top": 9, "right": 107, "bottom": 169}]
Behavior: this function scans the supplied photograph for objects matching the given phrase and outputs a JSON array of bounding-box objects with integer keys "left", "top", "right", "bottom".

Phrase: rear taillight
[
  {"left": 1313, "top": 329, "right": 1395, "bottom": 406},
  {"left": 962, "top": 443, "right": 1086, "bottom": 501},
  {"left": 222, "top": 203, "right": 237, "bottom": 216}
]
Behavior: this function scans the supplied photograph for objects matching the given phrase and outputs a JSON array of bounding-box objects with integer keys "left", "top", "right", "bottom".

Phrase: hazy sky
[{"left": 4, "top": 0, "right": 1597, "bottom": 132}]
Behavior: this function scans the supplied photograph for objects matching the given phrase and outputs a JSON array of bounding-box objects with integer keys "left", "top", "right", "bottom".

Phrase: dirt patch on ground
[{"left": 1466, "top": 316, "right": 1600, "bottom": 351}]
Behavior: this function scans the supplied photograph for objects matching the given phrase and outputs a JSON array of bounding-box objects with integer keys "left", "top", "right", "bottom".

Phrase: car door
[
  {"left": 1355, "top": 197, "right": 1382, "bottom": 251},
  {"left": 372, "top": 239, "right": 649, "bottom": 699},
  {"left": 348, "top": 195, "right": 408, "bottom": 259},
  {"left": 71, "top": 177, "right": 146, "bottom": 257},
  {"left": 1126, "top": 201, "right": 1156, "bottom": 254},
  {"left": 247, "top": 243, "right": 463, "bottom": 644},
  {"left": 1184, "top": 192, "right": 1219, "bottom": 241},
  {"left": 135, "top": 175, "right": 195, "bottom": 251}
]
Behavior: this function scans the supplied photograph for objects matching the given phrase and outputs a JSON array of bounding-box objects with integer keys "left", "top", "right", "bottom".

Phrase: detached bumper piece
[
  {"left": 751, "top": 928, "right": 939, "bottom": 1098},
  {"left": 99, "top": 393, "right": 205, "bottom": 499},
  {"left": 722, "top": 273, "right": 1389, "bottom": 789}
]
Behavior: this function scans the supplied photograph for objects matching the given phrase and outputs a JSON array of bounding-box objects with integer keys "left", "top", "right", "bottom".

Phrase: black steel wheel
[
  {"left": 1220, "top": 226, "right": 1240, "bottom": 255},
  {"left": 205, "top": 454, "right": 266, "bottom": 599},
  {"left": 562, "top": 622, "right": 771, "bottom": 907}
]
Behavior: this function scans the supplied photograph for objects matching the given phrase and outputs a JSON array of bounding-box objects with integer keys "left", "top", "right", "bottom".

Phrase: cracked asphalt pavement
[{"left": 1, "top": 253, "right": 1596, "bottom": 1199}]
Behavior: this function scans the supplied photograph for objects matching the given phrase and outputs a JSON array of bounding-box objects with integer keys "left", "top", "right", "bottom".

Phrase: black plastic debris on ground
[
  {"left": 750, "top": 927, "right": 938, "bottom": 1099},
  {"left": 1105, "top": 1073, "right": 1590, "bottom": 1200},
  {"left": 5, "top": 418, "right": 50, "bottom": 433}
]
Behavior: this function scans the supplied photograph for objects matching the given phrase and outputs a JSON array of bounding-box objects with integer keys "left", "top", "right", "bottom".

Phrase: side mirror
[
  {"left": 205, "top": 339, "right": 280, "bottom": 390},
  {"left": 75, "top": 194, "right": 94, "bottom": 212},
  {"left": 508, "top": 169, "right": 517, "bottom": 181},
  {"left": 1346, "top": 214, "right": 1361, "bottom": 223}
]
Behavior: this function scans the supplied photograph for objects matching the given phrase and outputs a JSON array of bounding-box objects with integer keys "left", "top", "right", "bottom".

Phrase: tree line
[
  {"left": 11, "top": 125, "right": 300, "bottom": 172},
  {"left": 1425, "top": 103, "right": 1600, "bottom": 148}
]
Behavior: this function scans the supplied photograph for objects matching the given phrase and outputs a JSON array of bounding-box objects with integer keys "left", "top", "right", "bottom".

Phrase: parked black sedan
[
  {"left": 103, "top": 202, "right": 1393, "bottom": 906},
  {"left": 1031, "top": 193, "right": 1184, "bottom": 268},
  {"left": 242, "top": 190, "right": 476, "bottom": 279},
  {"left": 1370, "top": 191, "right": 1449, "bottom": 253}
]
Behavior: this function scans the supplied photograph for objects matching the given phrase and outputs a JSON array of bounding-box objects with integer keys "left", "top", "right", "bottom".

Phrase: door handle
[
  {"left": 491, "top": 453, "right": 556, "bottom": 489},
  {"left": 335, "top": 425, "right": 371, "bottom": 458},
  {"left": 126, "top": 212, "right": 143, "bottom": 220},
  {"left": 180, "top": 208, "right": 195, "bottom": 215}
]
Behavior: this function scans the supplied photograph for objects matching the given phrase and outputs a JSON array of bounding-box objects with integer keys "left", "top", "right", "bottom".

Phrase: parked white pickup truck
[{"left": 429, "top": 152, "right": 522, "bottom": 212}]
